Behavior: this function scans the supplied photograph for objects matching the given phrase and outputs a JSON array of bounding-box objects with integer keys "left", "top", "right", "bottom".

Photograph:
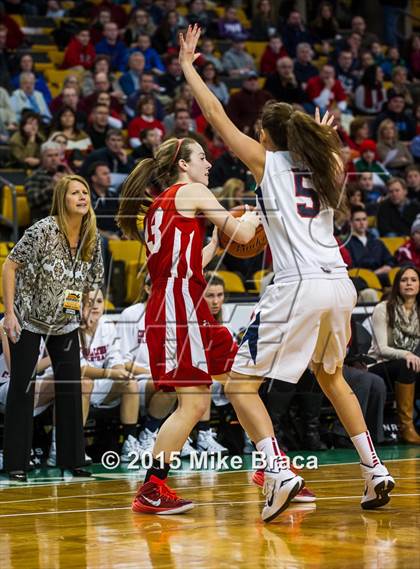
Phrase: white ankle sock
[
  {"left": 51, "top": 427, "right": 56, "bottom": 443},
  {"left": 350, "top": 431, "right": 380, "bottom": 467},
  {"left": 256, "top": 436, "right": 288, "bottom": 471}
]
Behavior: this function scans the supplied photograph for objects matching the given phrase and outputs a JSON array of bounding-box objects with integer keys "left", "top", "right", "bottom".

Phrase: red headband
[{"left": 171, "top": 138, "right": 185, "bottom": 166}]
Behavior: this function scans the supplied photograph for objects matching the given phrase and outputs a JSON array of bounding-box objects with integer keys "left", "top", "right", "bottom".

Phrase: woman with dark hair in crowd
[
  {"left": 125, "top": 7, "right": 157, "bottom": 47},
  {"left": 310, "top": 1, "right": 339, "bottom": 42},
  {"left": 251, "top": 0, "right": 278, "bottom": 41},
  {"left": 2, "top": 174, "right": 104, "bottom": 481},
  {"left": 153, "top": 9, "right": 185, "bottom": 54},
  {"left": 200, "top": 61, "right": 229, "bottom": 106},
  {"left": 50, "top": 106, "right": 92, "bottom": 170},
  {"left": 11, "top": 53, "right": 52, "bottom": 104},
  {"left": 354, "top": 64, "right": 387, "bottom": 115},
  {"left": 369, "top": 266, "right": 420, "bottom": 444},
  {"left": 9, "top": 111, "right": 44, "bottom": 168},
  {"left": 50, "top": 106, "right": 91, "bottom": 152},
  {"left": 180, "top": 24, "right": 394, "bottom": 519}
]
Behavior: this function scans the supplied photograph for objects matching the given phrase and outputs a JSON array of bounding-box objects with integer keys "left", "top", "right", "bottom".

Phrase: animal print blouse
[{"left": 9, "top": 216, "right": 104, "bottom": 335}]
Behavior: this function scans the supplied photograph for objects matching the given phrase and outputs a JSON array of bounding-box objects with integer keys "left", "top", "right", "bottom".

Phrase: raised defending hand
[
  {"left": 314, "top": 107, "right": 337, "bottom": 129},
  {"left": 179, "top": 24, "right": 201, "bottom": 66}
]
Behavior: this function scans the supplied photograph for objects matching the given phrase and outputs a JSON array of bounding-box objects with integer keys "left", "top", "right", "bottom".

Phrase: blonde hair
[
  {"left": 50, "top": 175, "right": 98, "bottom": 261},
  {"left": 219, "top": 178, "right": 245, "bottom": 210},
  {"left": 377, "top": 119, "right": 398, "bottom": 144}
]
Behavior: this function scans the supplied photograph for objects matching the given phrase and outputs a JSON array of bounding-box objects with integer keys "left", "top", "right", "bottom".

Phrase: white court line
[
  {"left": 0, "top": 476, "right": 419, "bottom": 506},
  {"left": 0, "top": 493, "right": 419, "bottom": 519}
]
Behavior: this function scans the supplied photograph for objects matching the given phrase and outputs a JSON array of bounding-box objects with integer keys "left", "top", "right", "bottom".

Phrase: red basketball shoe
[
  {"left": 252, "top": 469, "right": 316, "bottom": 503},
  {"left": 132, "top": 476, "right": 194, "bottom": 515}
]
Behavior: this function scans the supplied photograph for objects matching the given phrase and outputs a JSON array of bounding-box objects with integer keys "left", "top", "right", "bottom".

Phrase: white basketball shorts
[{"left": 231, "top": 277, "right": 357, "bottom": 383}]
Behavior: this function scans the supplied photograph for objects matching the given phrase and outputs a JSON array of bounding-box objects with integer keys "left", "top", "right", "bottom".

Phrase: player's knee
[
  {"left": 224, "top": 378, "right": 259, "bottom": 399},
  {"left": 126, "top": 380, "right": 139, "bottom": 394},
  {"left": 181, "top": 395, "right": 208, "bottom": 420}
]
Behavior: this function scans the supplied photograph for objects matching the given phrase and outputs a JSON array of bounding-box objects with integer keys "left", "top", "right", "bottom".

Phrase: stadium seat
[
  {"left": 213, "top": 270, "right": 246, "bottom": 293},
  {"left": 253, "top": 269, "right": 269, "bottom": 293},
  {"left": 125, "top": 260, "right": 142, "bottom": 304},
  {"left": 104, "top": 298, "right": 115, "bottom": 311},
  {"left": 380, "top": 237, "right": 407, "bottom": 256},
  {"left": 108, "top": 240, "right": 146, "bottom": 265},
  {"left": 245, "top": 41, "right": 267, "bottom": 65},
  {"left": 348, "top": 268, "right": 382, "bottom": 290},
  {"left": 1, "top": 185, "right": 30, "bottom": 228},
  {"left": 388, "top": 266, "right": 401, "bottom": 285},
  {"left": 108, "top": 241, "right": 147, "bottom": 303},
  {"left": 47, "top": 52, "right": 65, "bottom": 67},
  {"left": 368, "top": 216, "right": 376, "bottom": 228},
  {"left": 0, "top": 242, "right": 14, "bottom": 257}
]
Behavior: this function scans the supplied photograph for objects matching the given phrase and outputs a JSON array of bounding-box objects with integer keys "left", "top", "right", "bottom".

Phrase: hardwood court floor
[{"left": 0, "top": 449, "right": 419, "bottom": 569}]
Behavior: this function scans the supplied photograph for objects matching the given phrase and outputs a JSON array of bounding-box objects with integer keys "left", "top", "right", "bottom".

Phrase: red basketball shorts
[{"left": 145, "top": 278, "right": 238, "bottom": 390}]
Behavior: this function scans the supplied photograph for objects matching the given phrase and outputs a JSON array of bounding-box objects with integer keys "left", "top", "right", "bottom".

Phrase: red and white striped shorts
[{"left": 145, "top": 278, "right": 238, "bottom": 390}]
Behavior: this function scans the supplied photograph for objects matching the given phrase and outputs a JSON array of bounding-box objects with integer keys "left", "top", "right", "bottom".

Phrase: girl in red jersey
[{"left": 117, "top": 137, "right": 260, "bottom": 514}]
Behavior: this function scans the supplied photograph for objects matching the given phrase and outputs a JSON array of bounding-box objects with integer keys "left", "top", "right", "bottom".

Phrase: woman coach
[{"left": 2, "top": 174, "right": 104, "bottom": 481}]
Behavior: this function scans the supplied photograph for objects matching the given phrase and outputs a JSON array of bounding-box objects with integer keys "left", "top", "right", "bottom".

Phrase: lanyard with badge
[{"left": 63, "top": 236, "right": 82, "bottom": 317}]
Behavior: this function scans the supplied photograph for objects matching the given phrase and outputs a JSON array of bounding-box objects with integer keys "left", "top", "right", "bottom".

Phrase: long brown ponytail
[
  {"left": 261, "top": 102, "right": 346, "bottom": 212},
  {"left": 117, "top": 137, "right": 196, "bottom": 239}
]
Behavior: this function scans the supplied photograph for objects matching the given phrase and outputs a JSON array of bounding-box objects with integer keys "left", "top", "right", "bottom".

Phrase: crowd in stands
[{"left": 1, "top": 0, "right": 420, "bottom": 467}]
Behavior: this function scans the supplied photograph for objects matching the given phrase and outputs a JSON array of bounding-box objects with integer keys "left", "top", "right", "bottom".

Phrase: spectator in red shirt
[
  {"left": 306, "top": 64, "right": 347, "bottom": 113},
  {"left": 128, "top": 95, "right": 165, "bottom": 148},
  {"left": 260, "top": 35, "right": 288, "bottom": 76},
  {"left": 63, "top": 28, "right": 96, "bottom": 70},
  {"left": 0, "top": 7, "right": 24, "bottom": 49}
]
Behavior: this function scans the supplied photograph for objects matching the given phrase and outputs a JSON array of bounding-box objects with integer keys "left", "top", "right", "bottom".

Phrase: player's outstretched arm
[{"left": 179, "top": 25, "right": 265, "bottom": 184}]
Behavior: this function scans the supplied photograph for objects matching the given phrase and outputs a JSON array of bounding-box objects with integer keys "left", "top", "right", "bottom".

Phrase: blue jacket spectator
[
  {"left": 12, "top": 72, "right": 52, "bottom": 105},
  {"left": 346, "top": 208, "right": 395, "bottom": 273},
  {"left": 119, "top": 52, "right": 145, "bottom": 96},
  {"left": 371, "top": 90, "right": 416, "bottom": 142},
  {"left": 95, "top": 22, "right": 128, "bottom": 72},
  {"left": 131, "top": 34, "right": 165, "bottom": 75},
  {"left": 124, "top": 72, "right": 165, "bottom": 121}
]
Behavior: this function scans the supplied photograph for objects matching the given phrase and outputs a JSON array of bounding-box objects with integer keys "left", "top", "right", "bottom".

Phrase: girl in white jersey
[{"left": 179, "top": 25, "right": 394, "bottom": 522}]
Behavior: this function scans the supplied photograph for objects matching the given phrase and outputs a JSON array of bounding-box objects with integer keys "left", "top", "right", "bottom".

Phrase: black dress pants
[{"left": 4, "top": 328, "right": 85, "bottom": 471}]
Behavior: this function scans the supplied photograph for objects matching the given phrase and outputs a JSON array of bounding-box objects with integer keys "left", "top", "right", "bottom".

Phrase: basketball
[{"left": 218, "top": 205, "right": 267, "bottom": 258}]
